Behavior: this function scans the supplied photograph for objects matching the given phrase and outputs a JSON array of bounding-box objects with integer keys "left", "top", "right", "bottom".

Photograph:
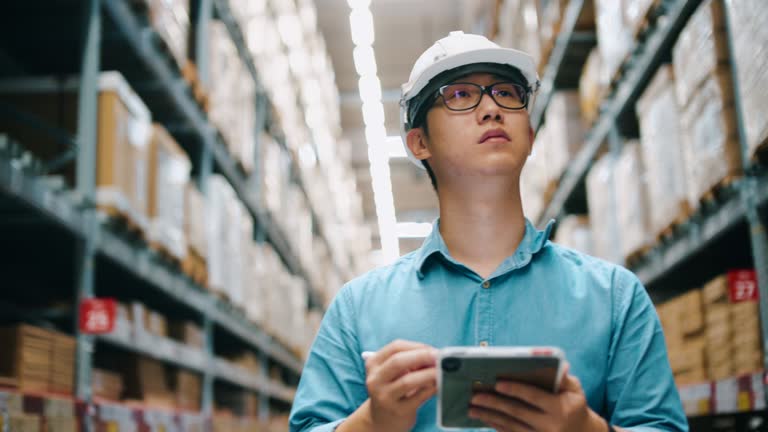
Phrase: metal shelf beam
[{"left": 537, "top": 0, "right": 703, "bottom": 226}]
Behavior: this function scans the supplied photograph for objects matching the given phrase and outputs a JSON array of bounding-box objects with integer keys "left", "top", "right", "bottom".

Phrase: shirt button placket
[{"left": 479, "top": 279, "right": 492, "bottom": 347}]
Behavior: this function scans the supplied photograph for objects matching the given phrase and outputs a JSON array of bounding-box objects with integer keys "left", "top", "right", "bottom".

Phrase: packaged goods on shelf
[
  {"left": 553, "top": 215, "right": 592, "bottom": 255},
  {"left": 147, "top": 124, "right": 190, "bottom": 261},
  {"left": 579, "top": 48, "right": 605, "bottom": 127},
  {"left": 0, "top": 324, "right": 53, "bottom": 392},
  {"left": 586, "top": 153, "right": 622, "bottom": 264},
  {"left": 183, "top": 183, "right": 209, "bottom": 286},
  {"left": 145, "top": 0, "right": 190, "bottom": 72},
  {"left": 207, "top": 175, "right": 239, "bottom": 298},
  {"left": 725, "top": 0, "right": 768, "bottom": 159},
  {"left": 496, "top": 0, "right": 542, "bottom": 69},
  {"left": 49, "top": 331, "right": 76, "bottom": 395},
  {"left": 243, "top": 244, "right": 266, "bottom": 326},
  {"left": 208, "top": 22, "right": 256, "bottom": 173},
  {"left": 672, "top": 0, "right": 729, "bottom": 108},
  {"left": 168, "top": 321, "right": 205, "bottom": 349},
  {"left": 679, "top": 76, "right": 741, "bottom": 209},
  {"left": 257, "top": 132, "right": 291, "bottom": 217},
  {"left": 614, "top": 141, "right": 651, "bottom": 260},
  {"left": 657, "top": 289, "right": 707, "bottom": 386},
  {"left": 536, "top": 0, "right": 595, "bottom": 72},
  {"left": 594, "top": 0, "right": 634, "bottom": 89},
  {"left": 212, "top": 413, "right": 262, "bottom": 432},
  {"left": 172, "top": 370, "right": 201, "bottom": 411},
  {"left": 92, "top": 368, "right": 124, "bottom": 401},
  {"left": 0, "top": 72, "right": 152, "bottom": 232},
  {"left": 118, "top": 356, "right": 174, "bottom": 409},
  {"left": 4, "top": 413, "right": 40, "bottom": 432},
  {"left": 636, "top": 65, "right": 690, "bottom": 237},
  {"left": 544, "top": 91, "right": 585, "bottom": 181},
  {"left": 147, "top": 310, "right": 169, "bottom": 337}
]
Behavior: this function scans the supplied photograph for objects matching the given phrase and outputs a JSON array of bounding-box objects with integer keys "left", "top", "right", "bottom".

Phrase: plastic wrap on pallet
[
  {"left": 227, "top": 200, "right": 252, "bottom": 308},
  {"left": 672, "top": 0, "right": 729, "bottom": 107},
  {"left": 594, "top": 0, "right": 634, "bottom": 89},
  {"left": 243, "top": 244, "right": 266, "bottom": 326},
  {"left": 146, "top": 0, "right": 190, "bottom": 71},
  {"left": 495, "top": 0, "right": 542, "bottom": 68},
  {"left": 636, "top": 65, "right": 690, "bottom": 237},
  {"left": 207, "top": 175, "right": 237, "bottom": 295},
  {"left": 258, "top": 132, "right": 291, "bottom": 216},
  {"left": 726, "top": 0, "right": 768, "bottom": 159},
  {"left": 520, "top": 133, "right": 549, "bottom": 223},
  {"left": 586, "top": 153, "right": 622, "bottom": 263},
  {"left": 680, "top": 76, "right": 741, "bottom": 210},
  {"left": 614, "top": 141, "right": 651, "bottom": 259},
  {"left": 579, "top": 48, "right": 604, "bottom": 127},
  {"left": 147, "top": 124, "right": 189, "bottom": 261},
  {"left": 545, "top": 91, "right": 585, "bottom": 181},
  {"left": 0, "top": 72, "right": 152, "bottom": 232},
  {"left": 184, "top": 183, "right": 208, "bottom": 259},
  {"left": 554, "top": 215, "right": 592, "bottom": 255},
  {"left": 538, "top": 0, "right": 567, "bottom": 67}
]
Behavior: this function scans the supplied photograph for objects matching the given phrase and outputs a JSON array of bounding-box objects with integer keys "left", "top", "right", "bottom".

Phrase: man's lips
[{"left": 479, "top": 129, "right": 510, "bottom": 143}]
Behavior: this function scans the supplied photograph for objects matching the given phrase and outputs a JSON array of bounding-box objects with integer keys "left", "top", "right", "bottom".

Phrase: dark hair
[{"left": 409, "top": 63, "right": 528, "bottom": 192}]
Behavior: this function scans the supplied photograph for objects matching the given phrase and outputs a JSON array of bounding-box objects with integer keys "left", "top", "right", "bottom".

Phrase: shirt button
[
  {"left": 479, "top": 341, "right": 489, "bottom": 347},
  {"left": 482, "top": 281, "right": 491, "bottom": 289}
]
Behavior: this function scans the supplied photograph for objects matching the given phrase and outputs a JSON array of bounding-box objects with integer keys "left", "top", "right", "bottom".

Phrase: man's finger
[
  {"left": 403, "top": 379, "right": 437, "bottom": 409},
  {"left": 468, "top": 406, "right": 532, "bottom": 432},
  {"left": 366, "top": 340, "right": 432, "bottom": 368},
  {"left": 559, "top": 372, "right": 583, "bottom": 393},
  {"left": 470, "top": 393, "right": 546, "bottom": 429},
  {"left": 374, "top": 348, "right": 437, "bottom": 384},
  {"left": 385, "top": 366, "right": 437, "bottom": 400},
  {"left": 494, "top": 381, "right": 554, "bottom": 413}
]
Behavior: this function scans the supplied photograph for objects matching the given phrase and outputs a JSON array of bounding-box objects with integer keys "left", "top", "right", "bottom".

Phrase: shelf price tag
[
  {"left": 79, "top": 298, "right": 117, "bottom": 334},
  {"left": 728, "top": 270, "right": 758, "bottom": 302}
]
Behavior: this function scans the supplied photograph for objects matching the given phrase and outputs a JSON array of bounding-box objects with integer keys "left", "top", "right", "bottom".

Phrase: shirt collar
[{"left": 414, "top": 218, "right": 555, "bottom": 278}]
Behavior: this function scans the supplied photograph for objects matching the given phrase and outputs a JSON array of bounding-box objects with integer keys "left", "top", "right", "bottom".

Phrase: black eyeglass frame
[{"left": 435, "top": 82, "right": 530, "bottom": 112}]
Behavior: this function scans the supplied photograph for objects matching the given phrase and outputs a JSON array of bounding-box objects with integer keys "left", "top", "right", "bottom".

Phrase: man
[{"left": 289, "top": 31, "right": 687, "bottom": 432}]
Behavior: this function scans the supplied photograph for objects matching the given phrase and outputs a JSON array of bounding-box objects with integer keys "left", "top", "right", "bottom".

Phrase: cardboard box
[
  {"left": 0, "top": 73, "right": 152, "bottom": 232},
  {"left": 579, "top": 48, "right": 605, "bottom": 127},
  {"left": 173, "top": 370, "right": 201, "bottom": 411},
  {"left": 5, "top": 413, "right": 41, "bottom": 432},
  {"left": 49, "top": 331, "right": 76, "bottom": 395},
  {"left": 119, "top": 357, "right": 174, "bottom": 408},
  {"left": 675, "top": 368, "right": 707, "bottom": 386},
  {"left": 169, "top": 321, "right": 204, "bottom": 349},
  {"left": 614, "top": 141, "right": 652, "bottom": 259},
  {"left": 147, "top": 310, "right": 168, "bottom": 337},
  {"left": 708, "top": 362, "right": 733, "bottom": 381},
  {"left": 147, "top": 124, "right": 190, "bottom": 261},
  {"left": 92, "top": 368, "right": 124, "bottom": 401},
  {"left": 0, "top": 325, "right": 53, "bottom": 392},
  {"left": 703, "top": 275, "right": 729, "bottom": 304},
  {"left": 185, "top": 183, "right": 208, "bottom": 260}
]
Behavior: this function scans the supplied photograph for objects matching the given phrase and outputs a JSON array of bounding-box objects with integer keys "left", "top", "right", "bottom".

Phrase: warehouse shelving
[
  {"left": 534, "top": 0, "right": 768, "bottom": 411},
  {"left": 0, "top": 0, "right": 323, "bottom": 427}
]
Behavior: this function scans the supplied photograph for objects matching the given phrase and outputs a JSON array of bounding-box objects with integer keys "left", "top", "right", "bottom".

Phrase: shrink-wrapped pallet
[
  {"left": 594, "top": 0, "right": 634, "bottom": 88},
  {"left": 579, "top": 48, "right": 604, "bottom": 127},
  {"left": 147, "top": 124, "right": 190, "bottom": 261},
  {"left": 679, "top": 76, "right": 741, "bottom": 209},
  {"left": 146, "top": 0, "right": 190, "bottom": 71},
  {"left": 726, "top": 0, "right": 768, "bottom": 159},
  {"left": 544, "top": 91, "right": 585, "bottom": 181},
  {"left": 554, "top": 215, "right": 592, "bottom": 255},
  {"left": 636, "top": 65, "right": 690, "bottom": 236},
  {"left": 614, "top": 141, "right": 651, "bottom": 259},
  {"left": 586, "top": 153, "right": 622, "bottom": 263}
]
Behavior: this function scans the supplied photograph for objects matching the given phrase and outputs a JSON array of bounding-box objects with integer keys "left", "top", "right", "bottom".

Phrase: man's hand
[
  {"left": 467, "top": 364, "right": 609, "bottom": 432},
  {"left": 338, "top": 339, "right": 437, "bottom": 432}
]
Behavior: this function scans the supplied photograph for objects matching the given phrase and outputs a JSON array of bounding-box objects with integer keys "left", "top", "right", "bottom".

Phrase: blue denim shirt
[{"left": 289, "top": 219, "right": 688, "bottom": 432}]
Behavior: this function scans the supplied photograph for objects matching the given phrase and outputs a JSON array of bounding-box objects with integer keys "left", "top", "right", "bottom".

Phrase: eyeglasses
[{"left": 436, "top": 82, "right": 529, "bottom": 111}]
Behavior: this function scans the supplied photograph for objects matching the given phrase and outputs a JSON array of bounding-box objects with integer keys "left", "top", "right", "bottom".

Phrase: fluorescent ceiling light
[
  {"left": 358, "top": 75, "right": 382, "bottom": 102},
  {"left": 349, "top": 9, "right": 375, "bottom": 46},
  {"left": 353, "top": 46, "right": 377, "bottom": 76},
  {"left": 396, "top": 222, "right": 433, "bottom": 238},
  {"left": 386, "top": 135, "right": 408, "bottom": 158}
]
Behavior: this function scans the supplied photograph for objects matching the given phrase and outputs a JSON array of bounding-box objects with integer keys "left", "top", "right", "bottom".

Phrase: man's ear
[{"left": 406, "top": 128, "right": 432, "bottom": 161}]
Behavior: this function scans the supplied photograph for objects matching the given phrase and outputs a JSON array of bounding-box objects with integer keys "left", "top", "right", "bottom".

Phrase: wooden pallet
[
  {"left": 148, "top": 240, "right": 182, "bottom": 268},
  {"left": 182, "top": 248, "right": 208, "bottom": 289},
  {"left": 655, "top": 202, "right": 693, "bottom": 243},
  {"left": 98, "top": 205, "right": 146, "bottom": 242},
  {"left": 625, "top": 244, "right": 652, "bottom": 268},
  {"left": 700, "top": 174, "right": 739, "bottom": 205}
]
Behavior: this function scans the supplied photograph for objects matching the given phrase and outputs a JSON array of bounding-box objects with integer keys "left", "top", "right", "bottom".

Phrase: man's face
[{"left": 416, "top": 72, "right": 533, "bottom": 182}]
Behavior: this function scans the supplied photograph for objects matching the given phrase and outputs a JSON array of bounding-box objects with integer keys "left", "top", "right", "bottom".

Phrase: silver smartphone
[{"left": 437, "top": 346, "right": 566, "bottom": 430}]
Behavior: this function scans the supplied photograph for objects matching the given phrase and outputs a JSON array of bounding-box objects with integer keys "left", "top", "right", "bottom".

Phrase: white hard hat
[{"left": 399, "top": 31, "right": 540, "bottom": 169}]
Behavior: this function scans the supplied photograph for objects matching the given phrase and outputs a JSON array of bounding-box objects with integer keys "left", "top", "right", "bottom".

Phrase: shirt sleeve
[
  {"left": 289, "top": 284, "right": 368, "bottom": 432},
  {"left": 605, "top": 269, "right": 689, "bottom": 432}
]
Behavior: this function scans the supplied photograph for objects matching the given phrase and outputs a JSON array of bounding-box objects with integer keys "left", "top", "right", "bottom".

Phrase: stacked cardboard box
[
  {"left": 586, "top": 153, "right": 622, "bottom": 264},
  {"left": 594, "top": 0, "right": 634, "bottom": 88},
  {"left": 0, "top": 325, "right": 53, "bottom": 392},
  {"left": 184, "top": 183, "right": 209, "bottom": 285},
  {"left": 579, "top": 48, "right": 605, "bottom": 127},
  {"left": 636, "top": 65, "right": 690, "bottom": 237},
  {"left": 121, "top": 357, "right": 174, "bottom": 409},
  {"left": 49, "top": 332, "right": 76, "bottom": 395},
  {"left": 544, "top": 91, "right": 586, "bottom": 182},
  {"left": 0, "top": 72, "right": 152, "bottom": 233},
  {"left": 147, "top": 124, "right": 190, "bottom": 262},
  {"left": 147, "top": 310, "right": 169, "bottom": 338},
  {"left": 673, "top": 0, "right": 741, "bottom": 209},
  {"left": 168, "top": 321, "right": 205, "bottom": 349},
  {"left": 614, "top": 141, "right": 651, "bottom": 260},
  {"left": 658, "top": 289, "right": 707, "bottom": 386},
  {"left": 4, "top": 413, "right": 41, "bottom": 432},
  {"left": 173, "top": 370, "right": 201, "bottom": 411},
  {"left": 554, "top": 215, "right": 592, "bottom": 255},
  {"left": 44, "top": 397, "right": 77, "bottom": 432},
  {"left": 726, "top": 0, "right": 768, "bottom": 159},
  {"left": 623, "top": 0, "right": 657, "bottom": 36},
  {"left": 92, "top": 368, "right": 124, "bottom": 401},
  {"left": 146, "top": 0, "right": 190, "bottom": 72},
  {"left": 495, "top": 0, "right": 543, "bottom": 70},
  {"left": 702, "top": 272, "right": 763, "bottom": 380}
]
